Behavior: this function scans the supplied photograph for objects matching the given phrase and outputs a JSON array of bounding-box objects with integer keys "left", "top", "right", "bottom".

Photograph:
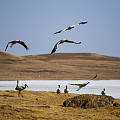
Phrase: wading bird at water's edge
[{"left": 15, "top": 80, "right": 28, "bottom": 97}]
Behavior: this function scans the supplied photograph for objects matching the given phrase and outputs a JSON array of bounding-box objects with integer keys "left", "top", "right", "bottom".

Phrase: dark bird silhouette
[
  {"left": 64, "top": 85, "right": 68, "bottom": 94},
  {"left": 56, "top": 85, "right": 61, "bottom": 95},
  {"left": 101, "top": 88, "right": 106, "bottom": 96},
  {"left": 70, "top": 82, "right": 90, "bottom": 91},
  {"left": 91, "top": 74, "right": 97, "bottom": 80},
  {"left": 15, "top": 80, "right": 28, "bottom": 97},
  {"left": 54, "top": 21, "right": 88, "bottom": 34},
  {"left": 5, "top": 40, "right": 29, "bottom": 51},
  {"left": 51, "top": 40, "right": 81, "bottom": 54}
]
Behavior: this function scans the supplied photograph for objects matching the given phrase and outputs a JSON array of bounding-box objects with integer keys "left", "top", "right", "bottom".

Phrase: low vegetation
[{"left": 0, "top": 90, "right": 120, "bottom": 120}]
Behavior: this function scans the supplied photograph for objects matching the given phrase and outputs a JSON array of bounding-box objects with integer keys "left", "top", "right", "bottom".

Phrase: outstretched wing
[
  {"left": 51, "top": 42, "right": 59, "bottom": 54},
  {"left": 70, "top": 83, "right": 82, "bottom": 86},
  {"left": 54, "top": 30, "right": 63, "bottom": 34},
  {"left": 76, "top": 86, "right": 81, "bottom": 91},
  {"left": 64, "top": 40, "right": 81, "bottom": 44},
  {"left": 19, "top": 41, "right": 29, "bottom": 50},
  {"left": 5, "top": 42, "right": 10, "bottom": 51},
  {"left": 54, "top": 25, "right": 73, "bottom": 34},
  {"left": 91, "top": 74, "right": 97, "bottom": 80},
  {"left": 78, "top": 21, "right": 88, "bottom": 25}
]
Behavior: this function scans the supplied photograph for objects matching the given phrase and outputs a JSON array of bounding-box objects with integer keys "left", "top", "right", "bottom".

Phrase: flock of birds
[
  {"left": 14, "top": 74, "right": 105, "bottom": 98},
  {"left": 4, "top": 21, "right": 88, "bottom": 54},
  {"left": 56, "top": 84, "right": 106, "bottom": 96},
  {"left": 3, "top": 21, "right": 103, "bottom": 97}
]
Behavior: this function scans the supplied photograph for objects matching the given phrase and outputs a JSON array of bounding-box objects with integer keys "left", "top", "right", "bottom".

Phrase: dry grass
[
  {"left": 0, "top": 90, "right": 120, "bottom": 120},
  {"left": 0, "top": 51, "right": 120, "bottom": 80}
]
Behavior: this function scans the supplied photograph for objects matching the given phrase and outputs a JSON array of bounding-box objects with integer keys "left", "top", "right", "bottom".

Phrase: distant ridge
[
  {"left": 0, "top": 51, "right": 23, "bottom": 60},
  {"left": 0, "top": 51, "right": 120, "bottom": 80}
]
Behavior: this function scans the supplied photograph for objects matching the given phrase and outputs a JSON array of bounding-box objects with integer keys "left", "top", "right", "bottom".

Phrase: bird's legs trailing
[{"left": 76, "top": 87, "right": 81, "bottom": 91}]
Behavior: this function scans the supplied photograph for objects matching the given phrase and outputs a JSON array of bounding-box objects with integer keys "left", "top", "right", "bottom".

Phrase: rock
[{"left": 63, "top": 94, "right": 114, "bottom": 109}]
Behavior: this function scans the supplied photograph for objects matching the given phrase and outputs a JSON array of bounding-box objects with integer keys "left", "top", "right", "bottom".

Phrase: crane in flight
[
  {"left": 70, "top": 82, "right": 90, "bottom": 91},
  {"left": 5, "top": 40, "right": 29, "bottom": 51},
  {"left": 54, "top": 21, "right": 88, "bottom": 34},
  {"left": 51, "top": 40, "right": 81, "bottom": 54}
]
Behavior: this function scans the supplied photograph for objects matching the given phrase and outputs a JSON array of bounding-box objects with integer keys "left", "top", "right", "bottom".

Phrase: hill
[{"left": 0, "top": 51, "right": 120, "bottom": 80}]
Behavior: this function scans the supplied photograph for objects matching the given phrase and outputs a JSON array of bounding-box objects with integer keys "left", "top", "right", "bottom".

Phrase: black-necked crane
[
  {"left": 5, "top": 40, "right": 29, "bottom": 51},
  {"left": 70, "top": 82, "right": 90, "bottom": 91},
  {"left": 15, "top": 80, "right": 28, "bottom": 97},
  {"left": 56, "top": 85, "right": 61, "bottom": 95},
  {"left": 51, "top": 40, "right": 81, "bottom": 54},
  {"left": 91, "top": 74, "right": 97, "bottom": 80},
  {"left": 101, "top": 88, "right": 106, "bottom": 96},
  {"left": 64, "top": 85, "right": 68, "bottom": 94},
  {"left": 54, "top": 21, "right": 88, "bottom": 34}
]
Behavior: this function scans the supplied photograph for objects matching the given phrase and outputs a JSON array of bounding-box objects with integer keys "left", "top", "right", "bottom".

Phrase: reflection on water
[{"left": 0, "top": 80, "right": 120, "bottom": 98}]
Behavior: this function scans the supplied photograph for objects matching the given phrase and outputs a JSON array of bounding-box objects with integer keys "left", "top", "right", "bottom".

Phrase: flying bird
[
  {"left": 5, "top": 40, "right": 29, "bottom": 51},
  {"left": 54, "top": 21, "right": 88, "bottom": 34},
  {"left": 51, "top": 40, "right": 81, "bottom": 54},
  {"left": 70, "top": 82, "right": 90, "bottom": 91}
]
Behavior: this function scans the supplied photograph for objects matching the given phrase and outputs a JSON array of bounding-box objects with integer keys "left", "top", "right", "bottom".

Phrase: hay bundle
[{"left": 63, "top": 94, "right": 114, "bottom": 108}]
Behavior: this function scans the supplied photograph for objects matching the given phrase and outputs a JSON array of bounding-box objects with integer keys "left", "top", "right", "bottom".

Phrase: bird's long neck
[
  {"left": 24, "top": 84, "right": 27, "bottom": 89},
  {"left": 86, "top": 82, "right": 89, "bottom": 85}
]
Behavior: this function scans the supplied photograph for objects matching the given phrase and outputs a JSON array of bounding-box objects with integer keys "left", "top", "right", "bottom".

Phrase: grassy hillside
[{"left": 0, "top": 51, "right": 120, "bottom": 80}]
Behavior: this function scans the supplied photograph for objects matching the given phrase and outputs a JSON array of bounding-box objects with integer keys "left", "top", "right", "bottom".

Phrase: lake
[{"left": 0, "top": 80, "right": 120, "bottom": 98}]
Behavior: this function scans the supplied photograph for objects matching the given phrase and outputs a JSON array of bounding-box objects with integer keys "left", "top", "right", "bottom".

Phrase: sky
[{"left": 0, "top": 0, "right": 120, "bottom": 57}]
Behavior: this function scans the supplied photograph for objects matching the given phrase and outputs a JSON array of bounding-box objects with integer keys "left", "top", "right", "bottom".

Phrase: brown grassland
[
  {"left": 0, "top": 90, "right": 120, "bottom": 120},
  {"left": 0, "top": 51, "right": 120, "bottom": 80}
]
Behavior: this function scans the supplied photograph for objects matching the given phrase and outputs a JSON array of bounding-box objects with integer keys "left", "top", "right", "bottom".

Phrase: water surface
[{"left": 0, "top": 80, "right": 120, "bottom": 98}]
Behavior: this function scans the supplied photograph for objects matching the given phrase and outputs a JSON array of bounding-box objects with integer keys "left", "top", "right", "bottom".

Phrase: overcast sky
[{"left": 0, "top": 0, "right": 120, "bottom": 57}]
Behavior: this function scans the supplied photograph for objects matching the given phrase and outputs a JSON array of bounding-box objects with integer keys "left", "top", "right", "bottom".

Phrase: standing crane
[
  {"left": 15, "top": 80, "right": 28, "bottom": 97},
  {"left": 64, "top": 85, "right": 68, "bottom": 94},
  {"left": 56, "top": 85, "right": 61, "bottom": 95}
]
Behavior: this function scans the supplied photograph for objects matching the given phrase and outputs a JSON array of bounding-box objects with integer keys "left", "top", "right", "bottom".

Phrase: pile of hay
[{"left": 63, "top": 94, "right": 114, "bottom": 109}]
